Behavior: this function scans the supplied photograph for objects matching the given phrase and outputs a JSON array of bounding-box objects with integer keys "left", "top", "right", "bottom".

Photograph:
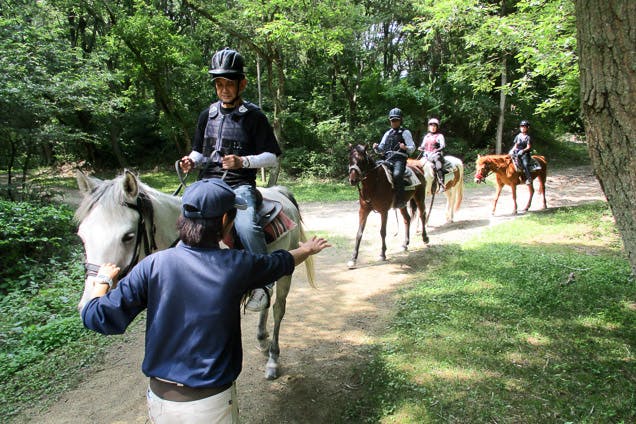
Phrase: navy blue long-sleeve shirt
[{"left": 81, "top": 242, "right": 295, "bottom": 388}]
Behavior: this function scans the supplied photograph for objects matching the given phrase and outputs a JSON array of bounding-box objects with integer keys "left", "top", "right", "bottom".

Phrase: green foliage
[
  {"left": 343, "top": 203, "right": 635, "bottom": 423},
  {"left": 0, "top": 201, "right": 76, "bottom": 292}
]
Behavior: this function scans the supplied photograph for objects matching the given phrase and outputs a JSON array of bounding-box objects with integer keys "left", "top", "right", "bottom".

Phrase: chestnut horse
[
  {"left": 347, "top": 144, "right": 429, "bottom": 269},
  {"left": 474, "top": 154, "right": 547, "bottom": 215}
]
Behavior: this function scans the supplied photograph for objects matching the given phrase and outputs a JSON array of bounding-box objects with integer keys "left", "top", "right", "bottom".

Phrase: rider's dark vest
[
  {"left": 200, "top": 101, "right": 260, "bottom": 185},
  {"left": 513, "top": 133, "right": 530, "bottom": 151},
  {"left": 385, "top": 129, "right": 405, "bottom": 153},
  {"left": 422, "top": 132, "right": 441, "bottom": 152}
]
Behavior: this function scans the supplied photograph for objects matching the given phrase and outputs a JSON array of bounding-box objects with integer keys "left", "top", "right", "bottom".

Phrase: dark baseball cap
[{"left": 182, "top": 179, "right": 247, "bottom": 219}]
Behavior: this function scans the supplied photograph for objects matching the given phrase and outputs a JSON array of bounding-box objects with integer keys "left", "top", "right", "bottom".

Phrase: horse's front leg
[
  {"left": 256, "top": 301, "right": 270, "bottom": 352},
  {"left": 347, "top": 206, "right": 371, "bottom": 269},
  {"left": 379, "top": 211, "right": 388, "bottom": 261},
  {"left": 264, "top": 275, "right": 291, "bottom": 380},
  {"left": 511, "top": 184, "right": 518, "bottom": 215},
  {"left": 522, "top": 182, "right": 535, "bottom": 212},
  {"left": 492, "top": 182, "right": 504, "bottom": 215},
  {"left": 399, "top": 206, "right": 411, "bottom": 251}
]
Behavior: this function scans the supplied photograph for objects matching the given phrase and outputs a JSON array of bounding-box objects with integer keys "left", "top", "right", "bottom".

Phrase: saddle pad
[
  {"left": 512, "top": 157, "right": 541, "bottom": 172},
  {"left": 263, "top": 211, "right": 297, "bottom": 244},
  {"left": 381, "top": 164, "right": 421, "bottom": 189}
]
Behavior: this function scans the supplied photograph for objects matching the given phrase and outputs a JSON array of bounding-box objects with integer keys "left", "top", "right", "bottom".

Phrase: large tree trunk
[
  {"left": 576, "top": 0, "right": 636, "bottom": 275},
  {"left": 495, "top": 56, "right": 507, "bottom": 154}
]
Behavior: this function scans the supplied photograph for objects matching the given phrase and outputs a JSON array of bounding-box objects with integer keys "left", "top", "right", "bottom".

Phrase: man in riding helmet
[
  {"left": 509, "top": 120, "right": 533, "bottom": 185},
  {"left": 418, "top": 117, "right": 446, "bottom": 192},
  {"left": 373, "top": 108, "right": 416, "bottom": 208},
  {"left": 179, "top": 47, "right": 282, "bottom": 312}
]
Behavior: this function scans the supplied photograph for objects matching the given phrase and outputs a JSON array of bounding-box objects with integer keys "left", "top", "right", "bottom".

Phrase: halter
[{"left": 84, "top": 192, "right": 157, "bottom": 281}]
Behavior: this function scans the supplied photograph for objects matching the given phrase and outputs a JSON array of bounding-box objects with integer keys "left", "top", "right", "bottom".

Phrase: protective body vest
[
  {"left": 385, "top": 129, "right": 405, "bottom": 152},
  {"left": 200, "top": 101, "right": 260, "bottom": 185},
  {"left": 422, "top": 133, "right": 441, "bottom": 152},
  {"left": 513, "top": 133, "right": 531, "bottom": 151},
  {"left": 203, "top": 101, "right": 260, "bottom": 158}
]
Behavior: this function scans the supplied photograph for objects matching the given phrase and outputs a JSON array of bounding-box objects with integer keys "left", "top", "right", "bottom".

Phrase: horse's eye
[{"left": 122, "top": 232, "right": 136, "bottom": 243}]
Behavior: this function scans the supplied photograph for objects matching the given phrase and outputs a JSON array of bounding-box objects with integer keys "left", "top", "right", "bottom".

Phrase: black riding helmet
[
  {"left": 388, "top": 108, "right": 402, "bottom": 120},
  {"left": 520, "top": 120, "right": 530, "bottom": 127},
  {"left": 209, "top": 47, "right": 245, "bottom": 80}
]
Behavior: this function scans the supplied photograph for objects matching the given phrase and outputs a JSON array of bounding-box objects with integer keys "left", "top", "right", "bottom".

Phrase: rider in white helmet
[{"left": 418, "top": 117, "right": 446, "bottom": 192}]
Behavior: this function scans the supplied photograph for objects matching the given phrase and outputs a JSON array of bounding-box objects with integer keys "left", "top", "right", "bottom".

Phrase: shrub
[{"left": 0, "top": 200, "right": 76, "bottom": 293}]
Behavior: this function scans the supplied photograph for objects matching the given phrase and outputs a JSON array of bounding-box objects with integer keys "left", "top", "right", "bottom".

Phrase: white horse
[
  {"left": 408, "top": 156, "right": 464, "bottom": 224},
  {"left": 75, "top": 170, "right": 315, "bottom": 380},
  {"left": 418, "top": 155, "right": 464, "bottom": 224}
]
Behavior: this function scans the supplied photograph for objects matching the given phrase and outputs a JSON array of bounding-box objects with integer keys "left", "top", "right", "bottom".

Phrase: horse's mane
[
  {"left": 477, "top": 154, "right": 510, "bottom": 164},
  {"left": 74, "top": 173, "right": 165, "bottom": 223}
]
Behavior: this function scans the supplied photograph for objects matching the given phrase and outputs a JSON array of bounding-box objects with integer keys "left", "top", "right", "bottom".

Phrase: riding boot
[
  {"left": 436, "top": 169, "right": 445, "bottom": 192},
  {"left": 393, "top": 187, "right": 406, "bottom": 209}
]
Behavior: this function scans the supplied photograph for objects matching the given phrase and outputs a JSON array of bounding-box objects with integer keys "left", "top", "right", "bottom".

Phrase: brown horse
[
  {"left": 474, "top": 154, "right": 547, "bottom": 215},
  {"left": 347, "top": 144, "right": 429, "bottom": 269}
]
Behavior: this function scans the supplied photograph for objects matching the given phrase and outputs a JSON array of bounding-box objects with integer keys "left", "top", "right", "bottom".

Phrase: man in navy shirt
[{"left": 81, "top": 178, "right": 330, "bottom": 424}]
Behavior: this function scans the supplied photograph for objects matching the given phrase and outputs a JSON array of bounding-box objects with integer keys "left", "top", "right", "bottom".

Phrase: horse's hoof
[
  {"left": 378, "top": 256, "right": 387, "bottom": 262},
  {"left": 401, "top": 245, "right": 408, "bottom": 252},
  {"left": 347, "top": 260, "right": 356, "bottom": 269},
  {"left": 265, "top": 367, "right": 278, "bottom": 380}
]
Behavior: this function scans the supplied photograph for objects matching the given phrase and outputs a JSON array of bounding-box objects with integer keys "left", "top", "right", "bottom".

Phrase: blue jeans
[
  {"left": 233, "top": 185, "right": 268, "bottom": 255},
  {"left": 233, "top": 185, "right": 273, "bottom": 291}
]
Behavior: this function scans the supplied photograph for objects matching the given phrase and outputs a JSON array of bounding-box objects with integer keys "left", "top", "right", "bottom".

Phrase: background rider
[
  {"left": 372, "top": 108, "right": 416, "bottom": 208},
  {"left": 418, "top": 117, "right": 446, "bottom": 192},
  {"left": 510, "top": 120, "right": 533, "bottom": 185}
]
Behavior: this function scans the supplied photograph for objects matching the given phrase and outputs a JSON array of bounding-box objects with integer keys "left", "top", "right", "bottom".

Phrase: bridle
[
  {"left": 84, "top": 192, "right": 157, "bottom": 281},
  {"left": 348, "top": 149, "right": 380, "bottom": 205},
  {"left": 475, "top": 162, "right": 491, "bottom": 183}
]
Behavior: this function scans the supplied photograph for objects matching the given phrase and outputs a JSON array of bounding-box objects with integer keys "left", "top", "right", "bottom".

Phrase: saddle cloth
[
  {"left": 512, "top": 156, "right": 542, "bottom": 173},
  {"left": 381, "top": 164, "right": 421, "bottom": 190},
  {"left": 223, "top": 196, "right": 297, "bottom": 248}
]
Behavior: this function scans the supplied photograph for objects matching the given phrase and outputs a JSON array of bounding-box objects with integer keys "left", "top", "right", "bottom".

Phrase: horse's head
[
  {"left": 474, "top": 155, "right": 490, "bottom": 183},
  {"left": 74, "top": 170, "right": 179, "bottom": 310},
  {"left": 348, "top": 144, "right": 373, "bottom": 185}
]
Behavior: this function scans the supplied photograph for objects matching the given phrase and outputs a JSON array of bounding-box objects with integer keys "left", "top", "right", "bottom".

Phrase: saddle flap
[
  {"left": 381, "top": 164, "right": 421, "bottom": 189},
  {"left": 257, "top": 199, "right": 282, "bottom": 228}
]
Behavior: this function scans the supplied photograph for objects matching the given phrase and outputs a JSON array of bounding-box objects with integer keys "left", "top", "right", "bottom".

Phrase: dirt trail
[{"left": 18, "top": 166, "right": 605, "bottom": 424}]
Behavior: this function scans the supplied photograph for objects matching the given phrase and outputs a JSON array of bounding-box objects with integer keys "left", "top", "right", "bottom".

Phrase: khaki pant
[{"left": 147, "top": 382, "right": 239, "bottom": 423}]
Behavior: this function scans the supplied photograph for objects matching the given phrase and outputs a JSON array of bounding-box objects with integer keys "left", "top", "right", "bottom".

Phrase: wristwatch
[
  {"left": 95, "top": 273, "right": 114, "bottom": 289},
  {"left": 241, "top": 157, "right": 250, "bottom": 169}
]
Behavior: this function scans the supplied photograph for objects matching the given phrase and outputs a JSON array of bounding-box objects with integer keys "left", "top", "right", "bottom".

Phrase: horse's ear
[
  {"left": 477, "top": 154, "right": 481, "bottom": 159},
  {"left": 122, "top": 169, "right": 140, "bottom": 199},
  {"left": 76, "top": 170, "right": 101, "bottom": 196}
]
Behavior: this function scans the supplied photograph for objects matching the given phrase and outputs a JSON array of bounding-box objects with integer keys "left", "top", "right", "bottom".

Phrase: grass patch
[{"left": 342, "top": 202, "right": 635, "bottom": 423}]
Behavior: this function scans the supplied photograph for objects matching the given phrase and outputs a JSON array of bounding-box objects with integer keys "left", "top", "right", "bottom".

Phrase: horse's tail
[
  {"left": 455, "top": 162, "right": 464, "bottom": 212},
  {"left": 271, "top": 185, "right": 316, "bottom": 288},
  {"left": 298, "top": 223, "right": 317, "bottom": 288}
]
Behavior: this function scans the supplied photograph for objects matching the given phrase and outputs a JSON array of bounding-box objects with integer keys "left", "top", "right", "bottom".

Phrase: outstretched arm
[{"left": 289, "top": 236, "right": 331, "bottom": 266}]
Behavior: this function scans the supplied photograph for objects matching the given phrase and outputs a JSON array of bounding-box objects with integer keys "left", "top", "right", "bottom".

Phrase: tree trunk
[
  {"left": 496, "top": 56, "right": 507, "bottom": 154},
  {"left": 576, "top": 0, "right": 636, "bottom": 275}
]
